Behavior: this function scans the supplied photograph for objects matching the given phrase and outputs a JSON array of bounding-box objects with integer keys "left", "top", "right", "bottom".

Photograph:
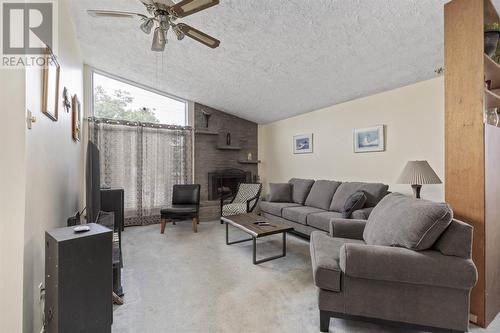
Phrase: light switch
[{"left": 27, "top": 109, "right": 36, "bottom": 129}]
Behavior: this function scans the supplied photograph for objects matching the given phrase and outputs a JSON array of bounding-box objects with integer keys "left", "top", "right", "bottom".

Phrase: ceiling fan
[{"left": 87, "top": 0, "right": 220, "bottom": 52}]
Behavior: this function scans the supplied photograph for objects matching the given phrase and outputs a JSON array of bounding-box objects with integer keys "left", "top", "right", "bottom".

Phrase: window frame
[{"left": 88, "top": 66, "right": 188, "bottom": 126}]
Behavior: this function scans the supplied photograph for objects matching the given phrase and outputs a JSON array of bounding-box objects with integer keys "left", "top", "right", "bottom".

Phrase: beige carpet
[{"left": 112, "top": 222, "right": 500, "bottom": 333}]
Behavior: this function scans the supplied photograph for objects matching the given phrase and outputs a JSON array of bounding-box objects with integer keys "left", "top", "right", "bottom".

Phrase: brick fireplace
[{"left": 193, "top": 103, "right": 258, "bottom": 221}]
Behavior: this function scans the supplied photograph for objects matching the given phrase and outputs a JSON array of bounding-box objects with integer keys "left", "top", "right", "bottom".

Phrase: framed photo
[
  {"left": 72, "top": 94, "right": 81, "bottom": 141},
  {"left": 42, "top": 48, "right": 60, "bottom": 121},
  {"left": 354, "top": 125, "right": 385, "bottom": 153},
  {"left": 293, "top": 133, "right": 313, "bottom": 154}
]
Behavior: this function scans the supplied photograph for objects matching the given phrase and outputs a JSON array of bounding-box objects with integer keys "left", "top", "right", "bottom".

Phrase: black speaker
[
  {"left": 45, "top": 223, "right": 112, "bottom": 333},
  {"left": 100, "top": 188, "right": 124, "bottom": 231}
]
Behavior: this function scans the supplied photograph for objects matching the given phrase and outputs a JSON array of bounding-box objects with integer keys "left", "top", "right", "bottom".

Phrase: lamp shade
[{"left": 396, "top": 160, "right": 442, "bottom": 185}]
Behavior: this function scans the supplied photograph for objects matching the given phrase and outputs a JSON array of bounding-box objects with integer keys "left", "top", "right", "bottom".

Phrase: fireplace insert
[{"left": 208, "top": 169, "right": 252, "bottom": 200}]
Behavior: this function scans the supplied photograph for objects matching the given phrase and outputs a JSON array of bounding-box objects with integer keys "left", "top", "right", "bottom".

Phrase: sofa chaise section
[{"left": 310, "top": 193, "right": 478, "bottom": 333}]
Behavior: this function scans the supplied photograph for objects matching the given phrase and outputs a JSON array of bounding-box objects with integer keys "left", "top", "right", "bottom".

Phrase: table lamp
[{"left": 396, "top": 160, "right": 442, "bottom": 199}]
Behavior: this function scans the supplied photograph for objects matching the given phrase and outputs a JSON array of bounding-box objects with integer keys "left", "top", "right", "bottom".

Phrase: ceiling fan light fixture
[
  {"left": 88, "top": 0, "right": 220, "bottom": 52},
  {"left": 172, "top": 25, "right": 185, "bottom": 40},
  {"left": 140, "top": 18, "right": 154, "bottom": 34},
  {"left": 151, "top": 27, "right": 167, "bottom": 51}
]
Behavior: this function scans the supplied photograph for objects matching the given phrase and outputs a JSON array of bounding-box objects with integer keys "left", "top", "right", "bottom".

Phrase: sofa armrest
[
  {"left": 329, "top": 218, "right": 366, "bottom": 240},
  {"left": 339, "top": 243, "right": 477, "bottom": 290},
  {"left": 351, "top": 206, "right": 374, "bottom": 219}
]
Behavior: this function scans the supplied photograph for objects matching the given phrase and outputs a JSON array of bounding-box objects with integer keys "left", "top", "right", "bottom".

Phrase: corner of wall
[{"left": 0, "top": 68, "right": 27, "bottom": 333}]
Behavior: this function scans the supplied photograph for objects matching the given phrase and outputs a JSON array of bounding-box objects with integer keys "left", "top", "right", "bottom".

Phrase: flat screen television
[{"left": 86, "top": 140, "right": 101, "bottom": 223}]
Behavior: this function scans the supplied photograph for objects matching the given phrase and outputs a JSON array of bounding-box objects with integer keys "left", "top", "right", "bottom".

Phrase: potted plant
[{"left": 485, "top": 23, "right": 500, "bottom": 57}]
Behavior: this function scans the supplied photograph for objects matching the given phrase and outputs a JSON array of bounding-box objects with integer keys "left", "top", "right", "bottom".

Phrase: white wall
[
  {"left": 22, "top": 0, "right": 84, "bottom": 331},
  {"left": 0, "top": 69, "right": 26, "bottom": 333},
  {"left": 258, "top": 77, "right": 444, "bottom": 202}
]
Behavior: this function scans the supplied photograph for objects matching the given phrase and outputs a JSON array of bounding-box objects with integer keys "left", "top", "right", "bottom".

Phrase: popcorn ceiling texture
[{"left": 69, "top": 0, "right": 448, "bottom": 123}]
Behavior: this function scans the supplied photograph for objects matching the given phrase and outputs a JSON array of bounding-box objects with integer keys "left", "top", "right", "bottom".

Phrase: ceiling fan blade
[
  {"left": 87, "top": 10, "right": 147, "bottom": 19},
  {"left": 169, "top": 0, "right": 219, "bottom": 18},
  {"left": 177, "top": 23, "right": 220, "bottom": 48}
]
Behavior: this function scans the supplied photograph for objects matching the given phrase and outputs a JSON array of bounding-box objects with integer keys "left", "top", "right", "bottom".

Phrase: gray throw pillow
[
  {"left": 330, "top": 182, "right": 388, "bottom": 212},
  {"left": 342, "top": 191, "right": 367, "bottom": 218},
  {"left": 363, "top": 193, "right": 453, "bottom": 251},
  {"left": 268, "top": 183, "right": 292, "bottom": 202}
]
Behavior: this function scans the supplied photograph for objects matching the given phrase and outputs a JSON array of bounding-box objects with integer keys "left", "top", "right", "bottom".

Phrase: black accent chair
[
  {"left": 160, "top": 184, "right": 201, "bottom": 233},
  {"left": 220, "top": 183, "right": 262, "bottom": 223}
]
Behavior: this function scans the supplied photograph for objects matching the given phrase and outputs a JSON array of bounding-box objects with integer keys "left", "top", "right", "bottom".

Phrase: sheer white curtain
[{"left": 90, "top": 118, "right": 193, "bottom": 226}]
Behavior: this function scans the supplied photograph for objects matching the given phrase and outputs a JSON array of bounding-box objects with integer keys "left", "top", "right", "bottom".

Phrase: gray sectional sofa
[
  {"left": 310, "top": 193, "right": 478, "bottom": 333},
  {"left": 259, "top": 178, "right": 389, "bottom": 236}
]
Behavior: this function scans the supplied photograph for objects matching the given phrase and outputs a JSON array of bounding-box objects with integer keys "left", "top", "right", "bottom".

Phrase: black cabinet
[{"left": 45, "top": 223, "right": 112, "bottom": 333}]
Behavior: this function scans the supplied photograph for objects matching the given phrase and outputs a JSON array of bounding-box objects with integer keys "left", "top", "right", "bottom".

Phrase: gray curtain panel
[{"left": 90, "top": 118, "right": 193, "bottom": 226}]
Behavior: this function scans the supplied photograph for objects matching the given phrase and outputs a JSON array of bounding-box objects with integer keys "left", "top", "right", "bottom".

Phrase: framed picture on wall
[
  {"left": 293, "top": 133, "right": 313, "bottom": 154},
  {"left": 354, "top": 125, "right": 385, "bottom": 153},
  {"left": 42, "top": 47, "right": 60, "bottom": 121}
]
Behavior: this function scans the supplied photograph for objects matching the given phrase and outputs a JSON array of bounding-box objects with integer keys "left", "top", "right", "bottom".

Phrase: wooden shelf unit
[
  {"left": 445, "top": 0, "right": 500, "bottom": 327},
  {"left": 484, "top": 54, "right": 500, "bottom": 89},
  {"left": 216, "top": 146, "right": 241, "bottom": 151},
  {"left": 237, "top": 160, "right": 261, "bottom": 164},
  {"left": 484, "top": 88, "right": 500, "bottom": 108},
  {"left": 194, "top": 129, "right": 219, "bottom": 135}
]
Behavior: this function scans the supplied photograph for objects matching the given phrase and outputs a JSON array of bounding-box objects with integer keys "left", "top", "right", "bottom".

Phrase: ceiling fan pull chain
[
  {"left": 155, "top": 52, "right": 159, "bottom": 87},
  {"left": 162, "top": 51, "right": 165, "bottom": 83}
]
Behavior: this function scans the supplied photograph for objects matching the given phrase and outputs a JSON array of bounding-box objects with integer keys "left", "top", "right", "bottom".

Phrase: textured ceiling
[{"left": 68, "top": 0, "right": 448, "bottom": 124}]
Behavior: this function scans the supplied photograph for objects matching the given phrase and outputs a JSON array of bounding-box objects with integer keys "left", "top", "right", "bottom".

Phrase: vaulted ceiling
[{"left": 69, "top": 0, "right": 449, "bottom": 124}]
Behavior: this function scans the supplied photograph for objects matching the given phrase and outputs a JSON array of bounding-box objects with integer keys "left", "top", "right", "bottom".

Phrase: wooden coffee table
[{"left": 221, "top": 213, "right": 293, "bottom": 264}]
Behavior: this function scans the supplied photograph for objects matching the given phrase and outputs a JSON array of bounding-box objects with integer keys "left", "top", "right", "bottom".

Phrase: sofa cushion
[
  {"left": 305, "top": 180, "right": 342, "bottom": 210},
  {"left": 310, "top": 231, "right": 364, "bottom": 292},
  {"left": 282, "top": 206, "right": 325, "bottom": 225},
  {"left": 339, "top": 242, "right": 477, "bottom": 290},
  {"left": 268, "top": 183, "right": 292, "bottom": 202},
  {"left": 351, "top": 207, "right": 374, "bottom": 220},
  {"left": 341, "top": 191, "right": 367, "bottom": 218},
  {"left": 307, "top": 211, "right": 343, "bottom": 231},
  {"left": 259, "top": 201, "right": 301, "bottom": 217},
  {"left": 288, "top": 178, "right": 315, "bottom": 204},
  {"left": 363, "top": 193, "right": 453, "bottom": 250},
  {"left": 330, "top": 182, "right": 389, "bottom": 212},
  {"left": 433, "top": 219, "right": 473, "bottom": 259}
]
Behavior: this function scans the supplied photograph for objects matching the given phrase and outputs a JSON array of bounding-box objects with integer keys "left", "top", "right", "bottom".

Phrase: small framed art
[
  {"left": 293, "top": 133, "right": 313, "bottom": 154},
  {"left": 354, "top": 125, "right": 385, "bottom": 153}
]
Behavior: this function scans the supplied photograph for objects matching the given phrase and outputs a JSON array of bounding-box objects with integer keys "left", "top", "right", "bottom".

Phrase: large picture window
[
  {"left": 92, "top": 70, "right": 187, "bottom": 126},
  {"left": 89, "top": 69, "right": 192, "bottom": 226}
]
